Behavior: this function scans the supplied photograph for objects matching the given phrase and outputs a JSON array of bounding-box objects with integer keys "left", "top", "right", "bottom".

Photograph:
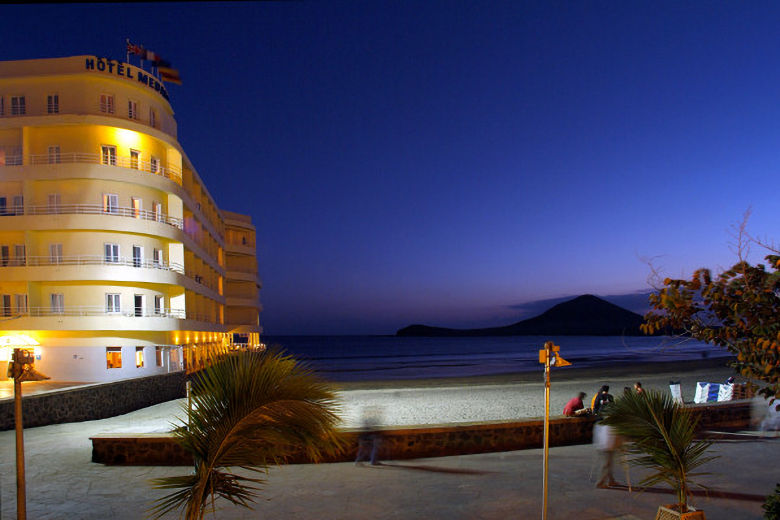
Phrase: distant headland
[{"left": 396, "top": 294, "right": 648, "bottom": 337}]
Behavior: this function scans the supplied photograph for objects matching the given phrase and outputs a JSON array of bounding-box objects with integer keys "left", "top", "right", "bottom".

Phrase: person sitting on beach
[
  {"left": 634, "top": 381, "right": 645, "bottom": 395},
  {"left": 592, "top": 385, "right": 614, "bottom": 416},
  {"left": 563, "top": 392, "right": 590, "bottom": 416}
]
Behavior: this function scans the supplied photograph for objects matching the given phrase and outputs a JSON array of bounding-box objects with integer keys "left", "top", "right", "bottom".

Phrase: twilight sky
[{"left": 3, "top": 2, "right": 779, "bottom": 334}]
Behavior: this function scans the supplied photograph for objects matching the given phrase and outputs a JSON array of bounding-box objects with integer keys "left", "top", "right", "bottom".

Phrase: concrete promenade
[{"left": 0, "top": 397, "right": 777, "bottom": 520}]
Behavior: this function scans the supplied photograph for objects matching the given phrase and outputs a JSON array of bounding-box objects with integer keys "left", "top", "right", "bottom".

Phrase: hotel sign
[{"left": 85, "top": 57, "right": 170, "bottom": 101}]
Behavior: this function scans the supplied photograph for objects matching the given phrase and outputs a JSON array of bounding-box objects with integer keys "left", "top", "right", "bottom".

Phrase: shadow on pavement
[
  {"left": 364, "top": 462, "right": 497, "bottom": 475},
  {"left": 604, "top": 483, "right": 766, "bottom": 502}
]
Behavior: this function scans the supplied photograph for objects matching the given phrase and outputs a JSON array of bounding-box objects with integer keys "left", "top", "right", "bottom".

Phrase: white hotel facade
[{"left": 0, "top": 55, "right": 262, "bottom": 382}]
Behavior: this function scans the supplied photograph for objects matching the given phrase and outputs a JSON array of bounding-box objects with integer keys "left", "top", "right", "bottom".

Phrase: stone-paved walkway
[{"left": 0, "top": 400, "right": 777, "bottom": 519}]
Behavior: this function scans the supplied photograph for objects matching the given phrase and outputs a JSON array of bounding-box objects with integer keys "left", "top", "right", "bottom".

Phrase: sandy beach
[{"left": 97, "top": 357, "right": 743, "bottom": 434}]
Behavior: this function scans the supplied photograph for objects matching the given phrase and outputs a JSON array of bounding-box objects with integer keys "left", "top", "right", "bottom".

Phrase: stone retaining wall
[
  {"left": 90, "top": 400, "right": 753, "bottom": 466},
  {"left": 0, "top": 372, "right": 186, "bottom": 430}
]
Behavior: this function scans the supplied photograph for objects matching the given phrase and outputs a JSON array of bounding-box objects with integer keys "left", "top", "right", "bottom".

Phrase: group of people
[{"left": 562, "top": 381, "right": 644, "bottom": 417}]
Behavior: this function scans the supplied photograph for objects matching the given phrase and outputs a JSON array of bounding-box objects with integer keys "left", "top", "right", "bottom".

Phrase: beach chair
[
  {"left": 717, "top": 383, "right": 734, "bottom": 401},
  {"left": 694, "top": 382, "right": 720, "bottom": 403},
  {"left": 669, "top": 381, "right": 683, "bottom": 404}
]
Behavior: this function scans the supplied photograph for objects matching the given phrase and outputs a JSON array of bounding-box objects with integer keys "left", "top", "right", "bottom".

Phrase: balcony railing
[
  {"left": 1, "top": 152, "right": 182, "bottom": 184},
  {"left": 15, "top": 255, "right": 185, "bottom": 273},
  {"left": 5, "top": 306, "right": 187, "bottom": 319},
  {"left": 23, "top": 203, "right": 184, "bottom": 230}
]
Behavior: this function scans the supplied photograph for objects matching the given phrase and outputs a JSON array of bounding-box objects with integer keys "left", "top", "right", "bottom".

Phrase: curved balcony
[
  {"left": 23, "top": 255, "right": 184, "bottom": 273},
  {"left": 2, "top": 152, "right": 182, "bottom": 184},
  {"left": 23, "top": 203, "right": 183, "bottom": 230},
  {"left": 0, "top": 307, "right": 224, "bottom": 332}
]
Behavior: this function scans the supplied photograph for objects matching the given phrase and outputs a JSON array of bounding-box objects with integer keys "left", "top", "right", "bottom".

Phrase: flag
[
  {"left": 158, "top": 66, "right": 182, "bottom": 85},
  {"left": 126, "top": 40, "right": 145, "bottom": 57}
]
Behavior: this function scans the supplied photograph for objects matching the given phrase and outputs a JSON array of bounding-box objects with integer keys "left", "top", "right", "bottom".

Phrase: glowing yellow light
[{"left": 0, "top": 334, "right": 39, "bottom": 347}]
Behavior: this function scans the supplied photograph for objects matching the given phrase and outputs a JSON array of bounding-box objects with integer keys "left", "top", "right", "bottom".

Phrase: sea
[{"left": 260, "top": 335, "right": 731, "bottom": 382}]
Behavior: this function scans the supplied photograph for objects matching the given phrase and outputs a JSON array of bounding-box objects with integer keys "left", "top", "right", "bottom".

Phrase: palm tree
[
  {"left": 149, "top": 349, "right": 345, "bottom": 519},
  {"left": 600, "top": 389, "right": 716, "bottom": 513}
]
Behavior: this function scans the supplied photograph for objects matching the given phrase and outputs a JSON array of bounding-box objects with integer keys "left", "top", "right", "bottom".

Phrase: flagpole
[{"left": 125, "top": 38, "right": 130, "bottom": 64}]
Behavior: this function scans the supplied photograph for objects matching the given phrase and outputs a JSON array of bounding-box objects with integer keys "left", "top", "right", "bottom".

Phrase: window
[
  {"left": 149, "top": 108, "right": 157, "bottom": 128},
  {"left": 154, "top": 295, "right": 163, "bottom": 315},
  {"left": 11, "top": 96, "right": 25, "bottom": 116},
  {"left": 13, "top": 244, "right": 25, "bottom": 266},
  {"left": 152, "top": 201, "right": 162, "bottom": 221},
  {"left": 12, "top": 195, "right": 23, "bottom": 215},
  {"left": 1, "top": 295, "right": 10, "bottom": 317},
  {"left": 50, "top": 293, "right": 64, "bottom": 314},
  {"left": 104, "top": 243, "right": 119, "bottom": 263},
  {"left": 0, "top": 96, "right": 3, "bottom": 116},
  {"left": 50, "top": 243, "right": 63, "bottom": 264},
  {"left": 132, "top": 245, "right": 143, "bottom": 267},
  {"left": 100, "top": 94, "right": 114, "bottom": 114},
  {"left": 48, "top": 145, "right": 61, "bottom": 164},
  {"left": 1, "top": 246, "right": 8, "bottom": 266},
  {"left": 135, "top": 346, "right": 144, "bottom": 368},
  {"left": 47, "top": 94, "right": 59, "bottom": 114},
  {"left": 106, "top": 293, "right": 121, "bottom": 313},
  {"left": 14, "top": 294, "right": 28, "bottom": 314},
  {"left": 102, "top": 193, "right": 118, "bottom": 214},
  {"left": 130, "top": 149, "right": 139, "bottom": 169},
  {"left": 131, "top": 197, "right": 141, "bottom": 217},
  {"left": 0, "top": 197, "right": 5, "bottom": 216},
  {"left": 48, "top": 193, "right": 61, "bottom": 212},
  {"left": 128, "top": 100, "right": 138, "bottom": 120},
  {"left": 106, "top": 347, "right": 122, "bottom": 369},
  {"left": 101, "top": 145, "right": 116, "bottom": 166},
  {"left": 134, "top": 294, "right": 144, "bottom": 317},
  {"left": 150, "top": 156, "right": 159, "bottom": 174},
  {"left": 155, "top": 346, "right": 163, "bottom": 366},
  {"left": 152, "top": 248, "right": 163, "bottom": 267}
]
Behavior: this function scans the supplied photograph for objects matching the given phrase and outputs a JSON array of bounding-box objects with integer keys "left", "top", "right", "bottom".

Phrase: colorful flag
[
  {"left": 158, "top": 66, "right": 182, "bottom": 85},
  {"left": 126, "top": 41, "right": 144, "bottom": 57}
]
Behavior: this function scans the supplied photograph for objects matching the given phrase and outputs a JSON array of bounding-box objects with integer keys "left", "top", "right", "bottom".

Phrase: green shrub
[{"left": 764, "top": 483, "right": 780, "bottom": 520}]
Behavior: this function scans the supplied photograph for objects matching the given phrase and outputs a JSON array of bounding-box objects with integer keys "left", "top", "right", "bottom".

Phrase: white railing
[
  {"left": 24, "top": 203, "right": 184, "bottom": 230},
  {"left": 1, "top": 152, "right": 182, "bottom": 184},
  {"left": 18, "top": 255, "right": 185, "bottom": 273},
  {"left": 9, "top": 306, "right": 187, "bottom": 319}
]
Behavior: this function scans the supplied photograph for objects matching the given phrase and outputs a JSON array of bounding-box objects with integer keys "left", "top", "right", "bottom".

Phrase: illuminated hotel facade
[{"left": 0, "top": 55, "right": 262, "bottom": 382}]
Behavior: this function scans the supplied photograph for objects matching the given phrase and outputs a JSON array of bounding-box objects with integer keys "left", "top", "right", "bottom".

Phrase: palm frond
[
  {"left": 601, "top": 389, "right": 717, "bottom": 510},
  {"left": 149, "top": 348, "right": 345, "bottom": 519}
]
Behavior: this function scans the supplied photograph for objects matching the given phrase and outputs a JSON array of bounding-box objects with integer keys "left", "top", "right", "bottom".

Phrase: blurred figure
[
  {"left": 593, "top": 422, "right": 625, "bottom": 488},
  {"left": 563, "top": 392, "right": 590, "bottom": 416},
  {"left": 355, "top": 406, "right": 383, "bottom": 466},
  {"left": 634, "top": 381, "right": 644, "bottom": 395}
]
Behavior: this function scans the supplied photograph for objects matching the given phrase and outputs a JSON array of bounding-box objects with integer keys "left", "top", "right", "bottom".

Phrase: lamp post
[
  {"left": 4, "top": 336, "right": 49, "bottom": 520},
  {"left": 538, "top": 341, "right": 571, "bottom": 520}
]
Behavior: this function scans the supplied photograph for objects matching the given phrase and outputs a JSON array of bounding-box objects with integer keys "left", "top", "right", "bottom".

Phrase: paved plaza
[{"left": 0, "top": 397, "right": 777, "bottom": 520}]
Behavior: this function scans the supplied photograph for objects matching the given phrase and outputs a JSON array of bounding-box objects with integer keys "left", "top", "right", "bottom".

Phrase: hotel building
[{"left": 0, "top": 55, "right": 262, "bottom": 382}]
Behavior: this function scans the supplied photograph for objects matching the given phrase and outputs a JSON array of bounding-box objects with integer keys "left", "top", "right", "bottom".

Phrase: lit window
[
  {"left": 130, "top": 150, "right": 140, "bottom": 169},
  {"left": 47, "top": 94, "right": 59, "bottom": 114},
  {"left": 104, "top": 243, "right": 119, "bottom": 263},
  {"left": 50, "top": 293, "right": 64, "bottom": 314},
  {"left": 106, "top": 347, "right": 122, "bottom": 369},
  {"left": 128, "top": 100, "right": 138, "bottom": 119},
  {"left": 106, "top": 293, "right": 121, "bottom": 313},
  {"left": 50, "top": 243, "right": 63, "bottom": 264},
  {"left": 131, "top": 197, "right": 142, "bottom": 217},
  {"left": 102, "top": 193, "right": 118, "bottom": 214},
  {"left": 152, "top": 201, "right": 162, "bottom": 221},
  {"left": 101, "top": 145, "right": 117, "bottom": 166},
  {"left": 14, "top": 294, "right": 28, "bottom": 314},
  {"left": 11, "top": 96, "right": 25, "bottom": 115},
  {"left": 149, "top": 108, "right": 157, "bottom": 128},
  {"left": 155, "top": 346, "right": 163, "bottom": 366},
  {"left": 1, "top": 295, "right": 10, "bottom": 317},
  {"left": 100, "top": 94, "right": 114, "bottom": 114},
  {"left": 150, "top": 156, "right": 159, "bottom": 174},
  {"left": 135, "top": 346, "right": 144, "bottom": 368},
  {"left": 48, "top": 145, "right": 61, "bottom": 164}
]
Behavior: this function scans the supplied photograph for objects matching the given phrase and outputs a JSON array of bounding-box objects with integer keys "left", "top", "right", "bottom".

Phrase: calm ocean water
[{"left": 260, "top": 335, "right": 730, "bottom": 382}]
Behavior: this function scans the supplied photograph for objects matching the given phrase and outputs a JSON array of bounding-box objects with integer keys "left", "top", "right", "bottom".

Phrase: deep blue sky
[{"left": 3, "top": 2, "right": 779, "bottom": 334}]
